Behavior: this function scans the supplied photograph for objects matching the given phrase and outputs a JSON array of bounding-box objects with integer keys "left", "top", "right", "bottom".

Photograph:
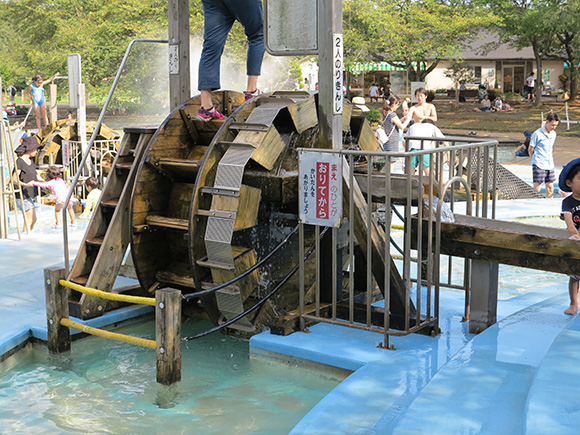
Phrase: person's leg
[
  {"left": 533, "top": 182, "right": 542, "bottom": 193},
  {"left": 545, "top": 182, "right": 554, "bottom": 198},
  {"left": 198, "top": 0, "right": 236, "bottom": 108},
  {"left": 532, "top": 165, "right": 544, "bottom": 193},
  {"left": 565, "top": 277, "right": 579, "bottom": 315},
  {"left": 40, "top": 103, "right": 48, "bottom": 128},
  {"left": 33, "top": 103, "right": 42, "bottom": 130},
  {"left": 54, "top": 203, "right": 63, "bottom": 227},
  {"left": 67, "top": 203, "right": 76, "bottom": 225},
  {"left": 24, "top": 205, "right": 36, "bottom": 231},
  {"left": 226, "top": 0, "right": 264, "bottom": 92}
]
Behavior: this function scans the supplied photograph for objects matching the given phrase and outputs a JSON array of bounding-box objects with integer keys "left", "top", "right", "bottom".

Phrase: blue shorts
[
  {"left": 410, "top": 149, "right": 431, "bottom": 168},
  {"left": 532, "top": 165, "right": 555, "bottom": 184},
  {"left": 15, "top": 197, "right": 36, "bottom": 212},
  {"left": 515, "top": 149, "right": 529, "bottom": 157}
]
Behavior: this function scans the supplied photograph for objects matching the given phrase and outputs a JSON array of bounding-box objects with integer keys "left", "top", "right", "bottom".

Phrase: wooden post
[
  {"left": 45, "top": 267, "right": 71, "bottom": 353},
  {"left": 469, "top": 259, "right": 499, "bottom": 334},
  {"left": 156, "top": 288, "right": 182, "bottom": 385},
  {"left": 49, "top": 83, "right": 58, "bottom": 124},
  {"left": 168, "top": 0, "right": 191, "bottom": 111}
]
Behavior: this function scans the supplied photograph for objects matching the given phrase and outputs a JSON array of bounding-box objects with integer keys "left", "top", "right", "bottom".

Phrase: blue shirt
[{"left": 530, "top": 124, "right": 556, "bottom": 170}]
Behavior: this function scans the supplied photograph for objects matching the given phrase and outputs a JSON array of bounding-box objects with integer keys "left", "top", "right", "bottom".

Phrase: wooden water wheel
[{"left": 130, "top": 90, "right": 393, "bottom": 334}]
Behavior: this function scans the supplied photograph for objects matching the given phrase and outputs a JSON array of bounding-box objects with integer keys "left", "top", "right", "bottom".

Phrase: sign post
[{"left": 299, "top": 150, "right": 342, "bottom": 228}]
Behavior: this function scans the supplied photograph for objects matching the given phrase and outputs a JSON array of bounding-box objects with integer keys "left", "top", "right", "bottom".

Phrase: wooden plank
[
  {"left": 357, "top": 119, "right": 381, "bottom": 152},
  {"left": 211, "top": 247, "right": 259, "bottom": 301},
  {"left": 354, "top": 173, "right": 422, "bottom": 204},
  {"left": 156, "top": 270, "right": 195, "bottom": 288},
  {"left": 342, "top": 101, "right": 353, "bottom": 132},
  {"left": 250, "top": 127, "right": 286, "bottom": 171},
  {"left": 146, "top": 215, "right": 188, "bottom": 230},
  {"left": 286, "top": 95, "right": 318, "bottom": 133},
  {"left": 210, "top": 184, "right": 262, "bottom": 231},
  {"left": 411, "top": 215, "right": 580, "bottom": 275},
  {"left": 342, "top": 157, "right": 413, "bottom": 317}
]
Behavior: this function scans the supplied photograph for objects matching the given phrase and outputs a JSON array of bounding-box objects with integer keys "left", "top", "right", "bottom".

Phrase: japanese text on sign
[
  {"left": 299, "top": 151, "right": 342, "bottom": 227},
  {"left": 333, "top": 34, "right": 343, "bottom": 115}
]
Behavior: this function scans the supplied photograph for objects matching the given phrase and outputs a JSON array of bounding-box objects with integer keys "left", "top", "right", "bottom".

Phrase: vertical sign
[
  {"left": 67, "top": 54, "right": 81, "bottom": 108},
  {"left": 299, "top": 151, "right": 342, "bottom": 227},
  {"left": 333, "top": 33, "right": 343, "bottom": 115},
  {"left": 168, "top": 45, "right": 179, "bottom": 75},
  {"left": 62, "top": 140, "right": 70, "bottom": 166}
]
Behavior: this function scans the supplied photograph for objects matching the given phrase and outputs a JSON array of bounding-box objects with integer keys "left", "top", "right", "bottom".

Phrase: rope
[
  {"left": 182, "top": 227, "right": 328, "bottom": 341},
  {"left": 61, "top": 318, "right": 156, "bottom": 349},
  {"left": 182, "top": 224, "right": 300, "bottom": 300},
  {"left": 59, "top": 279, "right": 156, "bottom": 306}
]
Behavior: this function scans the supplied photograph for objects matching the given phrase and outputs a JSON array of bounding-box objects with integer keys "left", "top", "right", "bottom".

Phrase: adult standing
[
  {"left": 529, "top": 112, "right": 560, "bottom": 198},
  {"left": 6, "top": 83, "right": 17, "bottom": 105},
  {"left": 11, "top": 136, "right": 44, "bottom": 232},
  {"left": 26, "top": 73, "right": 59, "bottom": 131},
  {"left": 195, "top": 0, "right": 265, "bottom": 122},
  {"left": 526, "top": 72, "right": 535, "bottom": 103},
  {"left": 369, "top": 84, "right": 379, "bottom": 103}
]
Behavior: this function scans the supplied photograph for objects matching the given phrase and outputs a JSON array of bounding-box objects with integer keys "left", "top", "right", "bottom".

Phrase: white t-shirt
[
  {"left": 526, "top": 75, "right": 535, "bottom": 88},
  {"left": 406, "top": 123, "right": 445, "bottom": 150},
  {"left": 370, "top": 85, "right": 379, "bottom": 97}
]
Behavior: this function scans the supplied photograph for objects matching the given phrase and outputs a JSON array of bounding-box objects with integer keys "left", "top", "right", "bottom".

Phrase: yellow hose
[
  {"left": 59, "top": 279, "right": 156, "bottom": 306},
  {"left": 61, "top": 318, "right": 156, "bottom": 349}
]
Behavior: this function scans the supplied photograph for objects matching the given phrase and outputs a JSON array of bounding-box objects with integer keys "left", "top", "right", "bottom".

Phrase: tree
[
  {"left": 343, "top": 0, "right": 495, "bottom": 83},
  {"left": 553, "top": 0, "right": 580, "bottom": 100},
  {"left": 445, "top": 61, "right": 475, "bottom": 108},
  {"left": 485, "top": 0, "right": 558, "bottom": 106}
]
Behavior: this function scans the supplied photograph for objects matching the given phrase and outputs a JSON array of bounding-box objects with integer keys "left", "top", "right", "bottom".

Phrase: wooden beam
[
  {"left": 342, "top": 158, "right": 414, "bottom": 317},
  {"left": 156, "top": 288, "right": 182, "bottom": 385},
  {"left": 45, "top": 267, "right": 71, "bottom": 354},
  {"left": 168, "top": 0, "right": 191, "bottom": 110}
]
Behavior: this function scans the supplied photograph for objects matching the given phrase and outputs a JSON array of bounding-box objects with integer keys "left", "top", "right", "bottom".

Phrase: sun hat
[
  {"left": 524, "top": 130, "right": 532, "bottom": 138},
  {"left": 352, "top": 96, "right": 370, "bottom": 112},
  {"left": 14, "top": 135, "right": 43, "bottom": 154},
  {"left": 559, "top": 157, "right": 580, "bottom": 192}
]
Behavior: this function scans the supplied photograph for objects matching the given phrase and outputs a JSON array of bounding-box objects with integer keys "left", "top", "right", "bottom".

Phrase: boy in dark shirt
[{"left": 559, "top": 157, "right": 580, "bottom": 314}]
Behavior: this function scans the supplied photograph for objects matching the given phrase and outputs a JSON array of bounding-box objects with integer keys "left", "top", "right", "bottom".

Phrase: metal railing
[
  {"left": 297, "top": 137, "right": 499, "bottom": 349},
  {"left": 60, "top": 139, "right": 121, "bottom": 199},
  {"left": 61, "top": 38, "right": 168, "bottom": 272}
]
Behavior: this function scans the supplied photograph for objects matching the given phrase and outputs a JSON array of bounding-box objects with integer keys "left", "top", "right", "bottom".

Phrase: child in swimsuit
[{"left": 27, "top": 73, "right": 59, "bottom": 131}]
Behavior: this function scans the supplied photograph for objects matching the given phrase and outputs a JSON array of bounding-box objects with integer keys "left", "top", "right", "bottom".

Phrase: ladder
[
  {"left": 0, "top": 120, "right": 26, "bottom": 239},
  {"left": 67, "top": 126, "right": 155, "bottom": 319}
]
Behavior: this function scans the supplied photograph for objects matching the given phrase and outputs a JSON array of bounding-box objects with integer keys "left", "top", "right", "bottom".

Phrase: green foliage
[
  {"left": 344, "top": 0, "right": 496, "bottom": 82},
  {"left": 364, "top": 109, "right": 382, "bottom": 124}
]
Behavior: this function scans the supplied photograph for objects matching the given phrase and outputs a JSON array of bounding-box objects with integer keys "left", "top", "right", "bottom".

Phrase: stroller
[
  {"left": 477, "top": 84, "right": 487, "bottom": 101},
  {"left": 4, "top": 103, "right": 17, "bottom": 116}
]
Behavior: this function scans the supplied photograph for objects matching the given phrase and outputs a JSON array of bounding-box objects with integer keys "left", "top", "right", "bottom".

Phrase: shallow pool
[{"left": 0, "top": 317, "right": 344, "bottom": 434}]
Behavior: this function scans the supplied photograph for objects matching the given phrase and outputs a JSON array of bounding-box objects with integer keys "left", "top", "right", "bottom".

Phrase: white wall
[{"left": 425, "top": 61, "right": 496, "bottom": 90}]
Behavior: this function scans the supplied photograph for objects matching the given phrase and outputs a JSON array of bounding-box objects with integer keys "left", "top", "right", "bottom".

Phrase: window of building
[{"left": 473, "top": 66, "right": 482, "bottom": 84}]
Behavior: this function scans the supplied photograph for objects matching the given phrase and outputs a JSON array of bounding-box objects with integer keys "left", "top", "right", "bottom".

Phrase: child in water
[
  {"left": 559, "top": 157, "right": 580, "bottom": 315},
  {"left": 26, "top": 166, "right": 76, "bottom": 229}
]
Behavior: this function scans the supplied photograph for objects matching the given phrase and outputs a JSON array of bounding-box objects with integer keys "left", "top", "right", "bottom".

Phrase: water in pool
[{"left": 0, "top": 317, "right": 345, "bottom": 434}]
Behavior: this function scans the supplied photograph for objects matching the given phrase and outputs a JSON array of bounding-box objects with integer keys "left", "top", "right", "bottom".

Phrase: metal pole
[{"left": 317, "top": 0, "right": 343, "bottom": 151}]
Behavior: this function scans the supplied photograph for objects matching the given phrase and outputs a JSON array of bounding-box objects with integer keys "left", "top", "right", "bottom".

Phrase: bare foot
[{"left": 565, "top": 305, "right": 578, "bottom": 315}]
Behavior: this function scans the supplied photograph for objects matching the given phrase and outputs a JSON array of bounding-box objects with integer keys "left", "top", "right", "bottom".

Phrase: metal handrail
[{"left": 61, "top": 38, "right": 168, "bottom": 272}]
